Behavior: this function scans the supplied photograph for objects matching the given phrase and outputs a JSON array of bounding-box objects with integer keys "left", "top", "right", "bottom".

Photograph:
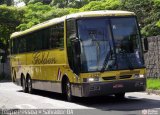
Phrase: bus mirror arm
[
  {"left": 71, "top": 38, "right": 81, "bottom": 55},
  {"left": 70, "top": 37, "right": 81, "bottom": 75},
  {"left": 75, "top": 42, "right": 81, "bottom": 55},
  {"left": 143, "top": 37, "right": 148, "bottom": 53}
]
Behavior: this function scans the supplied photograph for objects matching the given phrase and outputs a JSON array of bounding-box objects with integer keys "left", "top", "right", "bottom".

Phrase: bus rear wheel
[
  {"left": 22, "top": 77, "right": 27, "bottom": 93},
  {"left": 27, "top": 77, "right": 33, "bottom": 94},
  {"left": 115, "top": 93, "right": 125, "bottom": 99},
  {"left": 12, "top": 71, "right": 16, "bottom": 82},
  {"left": 65, "top": 79, "right": 74, "bottom": 102}
]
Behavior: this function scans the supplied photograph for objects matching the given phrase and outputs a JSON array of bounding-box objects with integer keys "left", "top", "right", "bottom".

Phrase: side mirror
[
  {"left": 0, "top": 54, "right": 6, "bottom": 63},
  {"left": 71, "top": 38, "right": 81, "bottom": 75},
  {"left": 1, "top": 55, "right": 6, "bottom": 63},
  {"left": 0, "top": 49, "right": 6, "bottom": 63},
  {"left": 139, "top": 24, "right": 141, "bottom": 28},
  {"left": 143, "top": 37, "right": 148, "bottom": 53}
]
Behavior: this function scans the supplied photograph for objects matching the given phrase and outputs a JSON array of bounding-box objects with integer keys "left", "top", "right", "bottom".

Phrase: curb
[
  {"left": 146, "top": 89, "right": 160, "bottom": 95},
  {"left": 0, "top": 79, "right": 12, "bottom": 83}
]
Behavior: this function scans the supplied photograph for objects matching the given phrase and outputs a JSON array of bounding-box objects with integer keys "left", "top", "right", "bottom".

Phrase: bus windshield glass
[{"left": 77, "top": 17, "right": 144, "bottom": 72}]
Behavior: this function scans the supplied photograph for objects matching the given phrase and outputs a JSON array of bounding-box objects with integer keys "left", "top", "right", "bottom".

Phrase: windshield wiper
[
  {"left": 100, "top": 44, "right": 113, "bottom": 72},
  {"left": 100, "top": 51, "right": 111, "bottom": 72}
]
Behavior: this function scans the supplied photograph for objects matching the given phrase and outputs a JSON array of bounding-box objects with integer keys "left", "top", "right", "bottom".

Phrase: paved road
[{"left": 0, "top": 82, "right": 160, "bottom": 114}]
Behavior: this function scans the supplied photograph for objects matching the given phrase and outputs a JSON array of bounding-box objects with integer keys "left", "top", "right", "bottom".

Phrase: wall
[
  {"left": 144, "top": 35, "right": 160, "bottom": 78},
  {"left": 0, "top": 59, "right": 11, "bottom": 79}
]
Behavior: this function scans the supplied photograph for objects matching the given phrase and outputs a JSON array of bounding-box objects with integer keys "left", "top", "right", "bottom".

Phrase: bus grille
[
  {"left": 119, "top": 75, "right": 132, "bottom": 79},
  {"left": 102, "top": 76, "right": 116, "bottom": 81}
]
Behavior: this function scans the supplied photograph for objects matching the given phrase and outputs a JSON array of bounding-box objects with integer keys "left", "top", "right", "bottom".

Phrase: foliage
[
  {"left": 157, "top": 20, "right": 160, "bottom": 27},
  {"left": 0, "top": 5, "right": 24, "bottom": 52},
  {"left": 147, "top": 78, "right": 160, "bottom": 90},
  {"left": 28, "top": 0, "right": 51, "bottom": 4},
  {"left": 50, "top": 0, "right": 67, "bottom": 8},
  {"left": 17, "top": 2, "right": 70, "bottom": 30},
  {"left": 80, "top": 0, "right": 121, "bottom": 11},
  {"left": 122, "top": 0, "right": 160, "bottom": 36},
  {"left": 24, "top": 0, "right": 99, "bottom": 8},
  {"left": 154, "top": 0, "right": 160, "bottom": 28},
  {"left": 0, "top": 0, "right": 13, "bottom": 6},
  {"left": 17, "top": 0, "right": 122, "bottom": 30}
]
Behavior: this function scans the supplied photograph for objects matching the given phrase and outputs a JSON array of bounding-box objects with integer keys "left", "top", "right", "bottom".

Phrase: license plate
[{"left": 113, "top": 84, "right": 124, "bottom": 88}]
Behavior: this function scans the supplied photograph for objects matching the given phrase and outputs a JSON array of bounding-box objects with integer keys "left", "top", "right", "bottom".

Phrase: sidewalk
[{"left": 147, "top": 89, "right": 160, "bottom": 95}]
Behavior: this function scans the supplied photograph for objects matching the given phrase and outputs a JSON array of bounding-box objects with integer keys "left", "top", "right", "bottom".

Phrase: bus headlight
[
  {"left": 88, "top": 78, "right": 95, "bottom": 82},
  {"left": 83, "top": 77, "right": 101, "bottom": 82},
  {"left": 134, "top": 74, "right": 144, "bottom": 78},
  {"left": 139, "top": 74, "right": 144, "bottom": 78}
]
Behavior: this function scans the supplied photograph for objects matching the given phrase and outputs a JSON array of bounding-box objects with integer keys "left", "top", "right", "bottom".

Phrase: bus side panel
[
  {"left": 25, "top": 49, "right": 67, "bottom": 93},
  {"left": 25, "top": 53, "right": 41, "bottom": 89},
  {"left": 11, "top": 53, "right": 26, "bottom": 85},
  {"left": 43, "top": 49, "right": 66, "bottom": 92}
]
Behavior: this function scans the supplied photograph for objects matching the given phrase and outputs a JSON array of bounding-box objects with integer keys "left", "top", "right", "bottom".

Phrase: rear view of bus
[{"left": 66, "top": 11, "right": 147, "bottom": 101}]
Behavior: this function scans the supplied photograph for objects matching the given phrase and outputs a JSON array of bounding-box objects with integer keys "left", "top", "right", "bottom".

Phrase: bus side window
[
  {"left": 13, "top": 38, "right": 19, "bottom": 54},
  {"left": 57, "top": 23, "right": 64, "bottom": 48},
  {"left": 49, "top": 22, "right": 64, "bottom": 49},
  {"left": 30, "top": 34, "right": 36, "bottom": 51},
  {"left": 26, "top": 35, "right": 31, "bottom": 52},
  {"left": 18, "top": 37, "right": 26, "bottom": 53},
  {"left": 26, "top": 32, "right": 42, "bottom": 52},
  {"left": 50, "top": 27, "right": 56, "bottom": 48},
  {"left": 36, "top": 31, "right": 43, "bottom": 51},
  {"left": 42, "top": 28, "right": 50, "bottom": 50}
]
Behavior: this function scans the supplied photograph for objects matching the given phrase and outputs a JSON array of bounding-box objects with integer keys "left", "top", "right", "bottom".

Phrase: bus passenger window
[
  {"left": 42, "top": 28, "right": 50, "bottom": 50},
  {"left": 49, "top": 23, "right": 64, "bottom": 49}
]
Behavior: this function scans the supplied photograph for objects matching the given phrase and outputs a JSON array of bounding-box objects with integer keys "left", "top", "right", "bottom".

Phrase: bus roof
[
  {"left": 66, "top": 10, "right": 135, "bottom": 19},
  {"left": 10, "top": 10, "right": 135, "bottom": 39}
]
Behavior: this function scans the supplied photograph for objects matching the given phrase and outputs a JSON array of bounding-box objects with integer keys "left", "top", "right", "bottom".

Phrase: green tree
[
  {"left": 80, "top": 0, "right": 121, "bottom": 11},
  {"left": 17, "top": 2, "right": 70, "bottom": 30},
  {"left": 0, "top": 0, "right": 13, "bottom": 6},
  {"left": 153, "top": 0, "right": 160, "bottom": 30},
  {"left": 50, "top": 0, "right": 66, "bottom": 8},
  {"left": 50, "top": 0, "right": 96, "bottom": 8},
  {"left": 3, "top": 0, "right": 159, "bottom": 41},
  {"left": 0, "top": 5, "right": 24, "bottom": 54},
  {"left": 121, "top": 0, "right": 160, "bottom": 36},
  {"left": 19, "top": 0, "right": 29, "bottom": 4},
  {"left": 28, "top": 0, "right": 52, "bottom": 4}
]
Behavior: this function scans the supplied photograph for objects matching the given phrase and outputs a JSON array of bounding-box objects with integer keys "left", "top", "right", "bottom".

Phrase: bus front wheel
[{"left": 65, "top": 79, "right": 74, "bottom": 102}]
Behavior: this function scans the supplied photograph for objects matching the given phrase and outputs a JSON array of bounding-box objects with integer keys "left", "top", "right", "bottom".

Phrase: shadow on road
[{"left": 17, "top": 89, "right": 160, "bottom": 111}]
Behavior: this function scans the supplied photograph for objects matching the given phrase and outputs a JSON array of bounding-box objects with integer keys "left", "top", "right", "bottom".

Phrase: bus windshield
[{"left": 77, "top": 17, "right": 144, "bottom": 72}]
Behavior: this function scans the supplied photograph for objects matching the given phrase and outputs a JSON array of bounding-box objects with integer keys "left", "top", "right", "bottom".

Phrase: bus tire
[
  {"left": 115, "top": 93, "right": 125, "bottom": 99},
  {"left": 22, "top": 77, "right": 27, "bottom": 93},
  {"left": 65, "top": 79, "right": 74, "bottom": 102},
  {"left": 12, "top": 70, "right": 16, "bottom": 82},
  {"left": 27, "top": 76, "right": 33, "bottom": 94}
]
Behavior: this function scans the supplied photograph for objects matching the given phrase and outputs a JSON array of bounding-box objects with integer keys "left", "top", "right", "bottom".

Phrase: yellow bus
[{"left": 10, "top": 10, "right": 148, "bottom": 101}]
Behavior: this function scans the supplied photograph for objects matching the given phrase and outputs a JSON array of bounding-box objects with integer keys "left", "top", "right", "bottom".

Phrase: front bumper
[{"left": 71, "top": 78, "right": 146, "bottom": 97}]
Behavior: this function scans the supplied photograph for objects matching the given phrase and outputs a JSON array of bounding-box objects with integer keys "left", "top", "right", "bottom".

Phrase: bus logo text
[{"left": 32, "top": 52, "right": 56, "bottom": 64}]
